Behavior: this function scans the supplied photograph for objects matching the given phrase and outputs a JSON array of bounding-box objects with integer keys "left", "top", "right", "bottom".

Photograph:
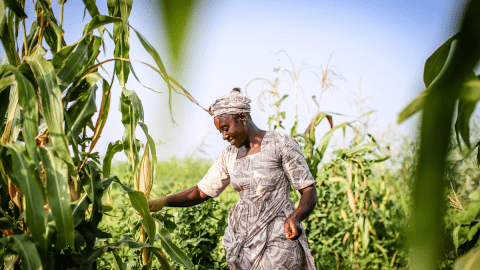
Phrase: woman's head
[
  {"left": 209, "top": 88, "right": 254, "bottom": 148},
  {"left": 214, "top": 112, "right": 254, "bottom": 148}
]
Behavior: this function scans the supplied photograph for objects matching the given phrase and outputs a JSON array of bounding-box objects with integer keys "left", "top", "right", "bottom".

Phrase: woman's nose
[{"left": 222, "top": 132, "right": 228, "bottom": 140}]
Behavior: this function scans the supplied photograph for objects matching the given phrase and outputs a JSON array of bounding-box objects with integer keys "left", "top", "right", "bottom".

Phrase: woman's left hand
[{"left": 284, "top": 214, "right": 302, "bottom": 240}]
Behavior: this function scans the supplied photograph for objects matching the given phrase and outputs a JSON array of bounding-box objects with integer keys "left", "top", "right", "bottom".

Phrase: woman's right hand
[{"left": 148, "top": 197, "right": 168, "bottom": 212}]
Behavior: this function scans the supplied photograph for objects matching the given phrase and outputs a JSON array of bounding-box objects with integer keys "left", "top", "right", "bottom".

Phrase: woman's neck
[{"left": 243, "top": 122, "right": 266, "bottom": 150}]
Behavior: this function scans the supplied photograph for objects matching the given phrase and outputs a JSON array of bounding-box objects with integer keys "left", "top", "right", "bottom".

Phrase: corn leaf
[
  {"left": 65, "top": 72, "right": 102, "bottom": 103},
  {"left": 0, "top": 88, "right": 9, "bottom": 134},
  {"left": 114, "top": 30, "right": 130, "bottom": 87},
  {"left": 316, "top": 122, "right": 350, "bottom": 163},
  {"left": 159, "top": 0, "right": 196, "bottom": 65},
  {"left": 398, "top": 34, "right": 459, "bottom": 124},
  {"left": 65, "top": 87, "right": 96, "bottom": 142},
  {"left": 27, "top": 58, "right": 74, "bottom": 168},
  {"left": 114, "top": 179, "right": 156, "bottom": 245},
  {"left": 1, "top": 85, "right": 20, "bottom": 143},
  {"left": 82, "top": 164, "right": 105, "bottom": 226},
  {"left": 38, "top": 147, "right": 74, "bottom": 249},
  {"left": 7, "top": 66, "right": 39, "bottom": 169},
  {"left": 112, "top": 250, "right": 126, "bottom": 270},
  {"left": 10, "top": 234, "right": 43, "bottom": 270},
  {"left": 156, "top": 228, "right": 194, "bottom": 270},
  {"left": 150, "top": 248, "right": 172, "bottom": 270},
  {"left": 132, "top": 28, "right": 173, "bottom": 118},
  {"left": 52, "top": 44, "right": 77, "bottom": 70},
  {"left": 453, "top": 247, "right": 480, "bottom": 270},
  {"left": 84, "top": 15, "right": 123, "bottom": 36},
  {"left": 3, "top": 0, "right": 27, "bottom": 19},
  {"left": 71, "top": 193, "right": 89, "bottom": 227},
  {"left": 57, "top": 39, "right": 89, "bottom": 92},
  {"left": 0, "top": 74, "right": 15, "bottom": 92},
  {"left": 2, "top": 144, "right": 47, "bottom": 256},
  {"left": 102, "top": 140, "right": 123, "bottom": 176},
  {"left": 0, "top": 8, "right": 19, "bottom": 66},
  {"left": 82, "top": 0, "right": 100, "bottom": 18}
]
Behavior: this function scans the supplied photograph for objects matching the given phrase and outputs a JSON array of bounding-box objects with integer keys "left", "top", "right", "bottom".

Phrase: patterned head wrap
[{"left": 208, "top": 88, "right": 251, "bottom": 117}]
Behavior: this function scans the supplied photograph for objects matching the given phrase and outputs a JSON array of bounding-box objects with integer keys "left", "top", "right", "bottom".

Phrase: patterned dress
[{"left": 198, "top": 131, "right": 316, "bottom": 270}]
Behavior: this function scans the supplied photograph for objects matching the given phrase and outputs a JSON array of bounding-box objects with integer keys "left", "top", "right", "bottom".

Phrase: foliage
[
  {"left": 397, "top": 1, "right": 480, "bottom": 268},
  {"left": 0, "top": 0, "right": 199, "bottom": 269}
]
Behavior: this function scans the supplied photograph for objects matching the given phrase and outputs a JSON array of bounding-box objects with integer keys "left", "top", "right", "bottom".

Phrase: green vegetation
[
  {"left": 0, "top": 0, "right": 198, "bottom": 269},
  {"left": 2, "top": 0, "right": 480, "bottom": 269}
]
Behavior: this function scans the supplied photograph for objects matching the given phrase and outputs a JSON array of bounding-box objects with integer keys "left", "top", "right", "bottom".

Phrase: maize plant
[{"left": 0, "top": 0, "right": 198, "bottom": 269}]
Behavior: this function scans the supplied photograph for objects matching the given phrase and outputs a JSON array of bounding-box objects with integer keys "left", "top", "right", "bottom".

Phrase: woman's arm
[
  {"left": 284, "top": 184, "right": 317, "bottom": 240},
  {"left": 148, "top": 185, "right": 211, "bottom": 212}
]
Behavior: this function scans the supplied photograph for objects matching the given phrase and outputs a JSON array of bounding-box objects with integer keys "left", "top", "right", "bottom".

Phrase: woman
[{"left": 148, "top": 88, "right": 317, "bottom": 269}]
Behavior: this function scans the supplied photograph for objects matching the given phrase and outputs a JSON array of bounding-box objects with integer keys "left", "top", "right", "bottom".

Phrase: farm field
[{"left": 1, "top": 1, "right": 480, "bottom": 269}]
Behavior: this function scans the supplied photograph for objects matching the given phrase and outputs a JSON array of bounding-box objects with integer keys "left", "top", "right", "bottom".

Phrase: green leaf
[
  {"left": 424, "top": 34, "right": 459, "bottom": 88},
  {"left": 47, "top": 20, "right": 65, "bottom": 53},
  {"left": 114, "top": 30, "right": 130, "bottom": 87},
  {"left": 65, "top": 72, "right": 102, "bottom": 103},
  {"left": 132, "top": 28, "right": 173, "bottom": 117},
  {"left": 0, "top": 74, "right": 14, "bottom": 92},
  {"left": 26, "top": 58, "right": 74, "bottom": 169},
  {"left": 113, "top": 179, "right": 156, "bottom": 245},
  {"left": 82, "top": 0, "right": 101, "bottom": 18},
  {"left": 0, "top": 8, "right": 20, "bottom": 66},
  {"left": 469, "top": 190, "right": 480, "bottom": 201},
  {"left": 454, "top": 73, "right": 480, "bottom": 148},
  {"left": 341, "top": 142, "right": 379, "bottom": 157},
  {"left": 38, "top": 147, "right": 74, "bottom": 249},
  {"left": 454, "top": 247, "right": 480, "bottom": 270},
  {"left": 454, "top": 225, "right": 461, "bottom": 254},
  {"left": 57, "top": 39, "right": 89, "bottom": 92},
  {"left": 83, "top": 15, "right": 123, "bottom": 36},
  {"left": 7, "top": 66, "right": 39, "bottom": 170},
  {"left": 82, "top": 164, "right": 105, "bottom": 226},
  {"left": 65, "top": 87, "right": 96, "bottom": 142},
  {"left": 156, "top": 228, "right": 194, "bottom": 270},
  {"left": 71, "top": 194, "right": 89, "bottom": 227},
  {"left": 24, "top": 21, "right": 40, "bottom": 57},
  {"left": 112, "top": 250, "right": 126, "bottom": 270},
  {"left": 3, "top": 0, "right": 27, "bottom": 19},
  {"left": 2, "top": 144, "right": 47, "bottom": 256},
  {"left": 159, "top": 0, "right": 196, "bottom": 65},
  {"left": 52, "top": 44, "right": 77, "bottom": 70},
  {"left": 102, "top": 140, "right": 123, "bottom": 176},
  {"left": 316, "top": 122, "right": 350, "bottom": 163},
  {"left": 104, "top": 236, "right": 150, "bottom": 250},
  {"left": 468, "top": 222, "right": 480, "bottom": 241},
  {"left": 150, "top": 247, "right": 172, "bottom": 270},
  {"left": 10, "top": 234, "right": 43, "bottom": 270},
  {"left": 0, "top": 87, "right": 10, "bottom": 134}
]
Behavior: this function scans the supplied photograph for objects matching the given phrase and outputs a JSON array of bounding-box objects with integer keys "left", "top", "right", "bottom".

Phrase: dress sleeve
[
  {"left": 197, "top": 148, "right": 231, "bottom": 197},
  {"left": 280, "top": 134, "right": 316, "bottom": 190}
]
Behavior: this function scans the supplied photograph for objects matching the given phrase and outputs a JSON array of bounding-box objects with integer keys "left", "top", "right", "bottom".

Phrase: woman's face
[{"left": 214, "top": 114, "right": 247, "bottom": 148}]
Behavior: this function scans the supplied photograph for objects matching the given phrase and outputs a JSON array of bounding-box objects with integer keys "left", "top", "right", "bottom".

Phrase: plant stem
[{"left": 59, "top": 2, "right": 64, "bottom": 28}]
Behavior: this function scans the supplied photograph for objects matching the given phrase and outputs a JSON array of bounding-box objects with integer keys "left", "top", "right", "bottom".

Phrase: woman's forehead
[{"left": 214, "top": 114, "right": 233, "bottom": 127}]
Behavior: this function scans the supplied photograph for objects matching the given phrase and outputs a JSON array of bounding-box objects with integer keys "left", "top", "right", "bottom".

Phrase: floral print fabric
[{"left": 197, "top": 131, "right": 316, "bottom": 270}]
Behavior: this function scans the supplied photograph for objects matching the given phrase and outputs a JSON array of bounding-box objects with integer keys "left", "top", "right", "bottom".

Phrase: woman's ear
[{"left": 238, "top": 113, "right": 247, "bottom": 123}]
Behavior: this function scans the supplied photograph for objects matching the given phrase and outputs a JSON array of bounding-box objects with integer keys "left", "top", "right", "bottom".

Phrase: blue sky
[{"left": 12, "top": 0, "right": 465, "bottom": 160}]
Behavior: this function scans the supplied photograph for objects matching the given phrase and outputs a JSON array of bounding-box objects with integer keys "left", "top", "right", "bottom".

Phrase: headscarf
[{"left": 208, "top": 88, "right": 251, "bottom": 117}]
